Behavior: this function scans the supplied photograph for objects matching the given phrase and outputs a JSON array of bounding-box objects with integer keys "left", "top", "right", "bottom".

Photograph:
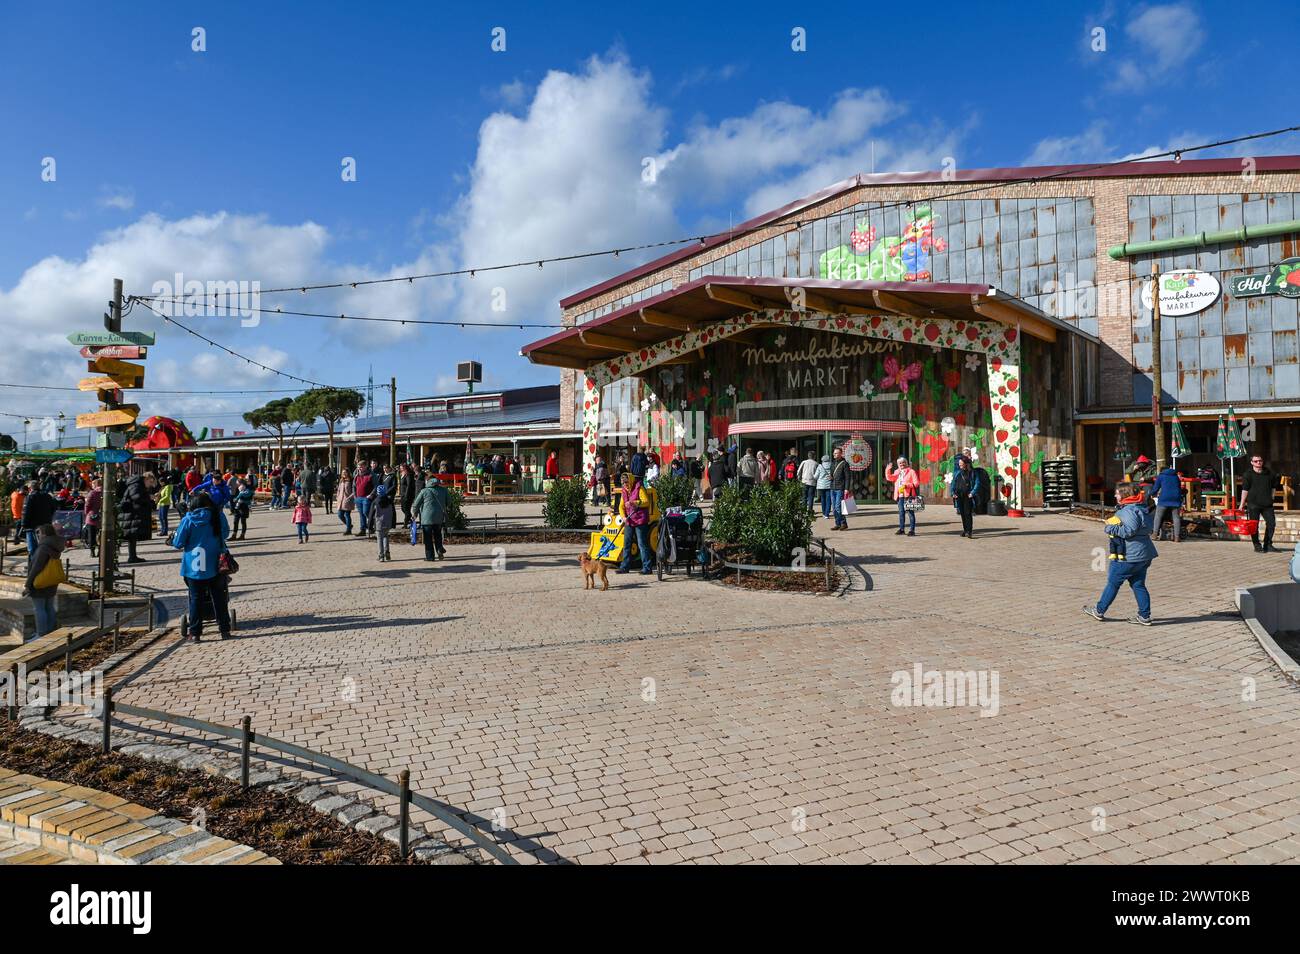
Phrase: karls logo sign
[
  {"left": 1229, "top": 257, "right": 1300, "bottom": 299},
  {"left": 1140, "top": 270, "right": 1221, "bottom": 316},
  {"left": 50, "top": 884, "right": 152, "bottom": 934}
]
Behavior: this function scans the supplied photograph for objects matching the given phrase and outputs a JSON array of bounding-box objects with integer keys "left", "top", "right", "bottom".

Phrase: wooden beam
[
  {"left": 704, "top": 284, "right": 772, "bottom": 310},
  {"left": 971, "top": 297, "right": 1056, "bottom": 342},
  {"left": 639, "top": 308, "right": 694, "bottom": 332},
  {"left": 577, "top": 330, "right": 642, "bottom": 352},
  {"left": 795, "top": 290, "right": 873, "bottom": 316},
  {"left": 525, "top": 351, "right": 590, "bottom": 370},
  {"left": 871, "top": 289, "right": 933, "bottom": 319}
]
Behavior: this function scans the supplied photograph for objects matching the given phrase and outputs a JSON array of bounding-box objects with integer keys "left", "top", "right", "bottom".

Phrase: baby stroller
[{"left": 655, "top": 506, "right": 704, "bottom": 581}]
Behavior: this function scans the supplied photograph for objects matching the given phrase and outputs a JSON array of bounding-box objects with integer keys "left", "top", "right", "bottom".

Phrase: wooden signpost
[
  {"left": 79, "top": 345, "right": 146, "bottom": 360},
  {"left": 66, "top": 330, "right": 156, "bottom": 347},
  {"left": 67, "top": 284, "right": 154, "bottom": 596},
  {"left": 76, "top": 406, "right": 140, "bottom": 429}
]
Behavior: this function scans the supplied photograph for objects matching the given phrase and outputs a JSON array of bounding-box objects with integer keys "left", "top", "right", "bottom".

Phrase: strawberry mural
[{"left": 818, "top": 205, "right": 947, "bottom": 282}]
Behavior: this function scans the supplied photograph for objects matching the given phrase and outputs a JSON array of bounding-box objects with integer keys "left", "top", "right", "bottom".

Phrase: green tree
[
  {"left": 243, "top": 397, "right": 297, "bottom": 464},
  {"left": 291, "top": 387, "right": 365, "bottom": 467}
]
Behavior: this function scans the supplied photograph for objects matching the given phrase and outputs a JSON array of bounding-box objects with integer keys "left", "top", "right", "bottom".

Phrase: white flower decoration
[
  {"left": 859, "top": 380, "right": 875, "bottom": 397},
  {"left": 966, "top": 446, "right": 980, "bottom": 462},
  {"left": 725, "top": 384, "right": 736, "bottom": 397},
  {"left": 965, "top": 353, "right": 981, "bottom": 372},
  {"left": 944, "top": 470, "right": 954, "bottom": 485},
  {"left": 639, "top": 398, "right": 650, "bottom": 413},
  {"left": 707, "top": 437, "right": 721, "bottom": 454},
  {"left": 678, "top": 400, "right": 686, "bottom": 411},
  {"left": 703, "top": 369, "right": 711, "bottom": 379},
  {"left": 1023, "top": 418, "right": 1040, "bottom": 437},
  {"left": 775, "top": 334, "right": 786, "bottom": 348},
  {"left": 940, "top": 416, "right": 956, "bottom": 437}
]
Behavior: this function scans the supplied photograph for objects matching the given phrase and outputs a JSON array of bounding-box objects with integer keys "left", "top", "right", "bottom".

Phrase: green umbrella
[
  {"left": 1216, "top": 407, "right": 1246, "bottom": 506},
  {"left": 1169, "top": 409, "right": 1189, "bottom": 461},
  {"left": 1113, "top": 422, "right": 1132, "bottom": 476}
]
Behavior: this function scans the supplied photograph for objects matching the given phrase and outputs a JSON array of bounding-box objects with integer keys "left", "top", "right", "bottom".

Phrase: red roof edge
[{"left": 557, "top": 154, "right": 1300, "bottom": 311}]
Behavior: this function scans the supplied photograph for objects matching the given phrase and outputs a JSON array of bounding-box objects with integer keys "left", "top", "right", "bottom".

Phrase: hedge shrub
[
  {"left": 542, "top": 477, "right": 589, "bottom": 529},
  {"left": 707, "top": 481, "right": 812, "bottom": 566}
]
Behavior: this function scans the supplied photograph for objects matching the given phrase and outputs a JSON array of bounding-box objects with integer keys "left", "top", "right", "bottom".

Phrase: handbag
[
  {"left": 217, "top": 548, "right": 239, "bottom": 576},
  {"left": 410, "top": 520, "right": 420, "bottom": 546},
  {"left": 840, "top": 493, "right": 858, "bottom": 515},
  {"left": 32, "top": 556, "right": 66, "bottom": 589},
  {"left": 904, "top": 495, "right": 926, "bottom": 512}
]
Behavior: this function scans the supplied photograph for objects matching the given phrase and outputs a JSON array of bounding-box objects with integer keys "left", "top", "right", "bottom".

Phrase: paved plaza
[{"left": 74, "top": 502, "right": 1300, "bottom": 864}]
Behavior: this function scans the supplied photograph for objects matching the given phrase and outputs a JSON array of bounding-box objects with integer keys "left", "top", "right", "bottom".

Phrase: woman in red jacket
[{"left": 885, "top": 456, "right": 921, "bottom": 536}]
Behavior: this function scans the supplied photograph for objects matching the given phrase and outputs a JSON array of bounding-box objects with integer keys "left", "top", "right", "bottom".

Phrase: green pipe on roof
[{"left": 1107, "top": 218, "right": 1300, "bottom": 260}]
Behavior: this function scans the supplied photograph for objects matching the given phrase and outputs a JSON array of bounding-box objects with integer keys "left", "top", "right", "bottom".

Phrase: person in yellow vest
[
  {"left": 22, "top": 523, "right": 65, "bottom": 639},
  {"left": 616, "top": 472, "right": 656, "bottom": 575}
]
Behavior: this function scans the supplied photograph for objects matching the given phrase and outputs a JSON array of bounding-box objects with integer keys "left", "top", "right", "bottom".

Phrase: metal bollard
[
  {"left": 240, "top": 716, "right": 252, "bottom": 792},
  {"left": 98, "top": 599, "right": 105, "bottom": 632},
  {"left": 101, "top": 685, "right": 113, "bottom": 754},
  {"left": 113, "top": 612, "right": 121, "bottom": 653},
  {"left": 7, "top": 663, "right": 18, "bottom": 720},
  {"left": 64, "top": 635, "right": 73, "bottom": 673},
  {"left": 147, "top": 594, "right": 155, "bottom": 631},
  {"left": 398, "top": 769, "right": 411, "bottom": 859}
]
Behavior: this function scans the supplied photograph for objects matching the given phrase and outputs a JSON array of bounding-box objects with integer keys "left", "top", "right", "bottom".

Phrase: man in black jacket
[
  {"left": 1238, "top": 454, "right": 1281, "bottom": 553},
  {"left": 116, "top": 472, "right": 157, "bottom": 563},
  {"left": 829, "top": 447, "right": 850, "bottom": 531},
  {"left": 20, "top": 480, "right": 56, "bottom": 561},
  {"left": 706, "top": 453, "right": 729, "bottom": 500}
]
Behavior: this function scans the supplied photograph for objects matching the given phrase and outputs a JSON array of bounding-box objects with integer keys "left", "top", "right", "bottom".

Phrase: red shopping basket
[{"left": 1221, "top": 509, "right": 1258, "bottom": 536}]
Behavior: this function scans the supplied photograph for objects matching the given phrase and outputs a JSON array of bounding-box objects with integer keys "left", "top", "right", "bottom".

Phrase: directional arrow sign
[
  {"left": 78, "top": 376, "right": 122, "bottom": 392},
  {"left": 67, "top": 330, "right": 155, "bottom": 347},
  {"left": 76, "top": 406, "right": 139, "bottom": 429},
  {"left": 87, "top": 358, "right": 145, "bottom": 387},
  {"left": 79, "top": 345, "right": 145, "bottom": 360},
  {"left": 95, "top": 448, "right": 134, "bottom": 464}
]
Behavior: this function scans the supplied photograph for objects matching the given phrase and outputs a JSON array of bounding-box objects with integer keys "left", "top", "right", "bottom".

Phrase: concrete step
[
  {"left": 0, "top": 575, "right": 90, "bottom": 614},
  {"left": 0, "top": 596, "right": 94, "bottom": 647}
]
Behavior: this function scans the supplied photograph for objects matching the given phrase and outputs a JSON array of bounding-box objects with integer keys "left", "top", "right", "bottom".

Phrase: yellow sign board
[
  {"left": 78, "top": 376, "right": 121, "bottom": 392},
  {"left": 90, "top": 357, "right": 145, "bottom": 378},
  {"left": 76, "top": 406, "right": 140, "bottom": 429}
]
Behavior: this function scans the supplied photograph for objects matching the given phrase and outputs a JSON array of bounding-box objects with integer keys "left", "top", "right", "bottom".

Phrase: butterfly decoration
[{"left": 880, "top": 356, "right": 921, "bottom": 391}]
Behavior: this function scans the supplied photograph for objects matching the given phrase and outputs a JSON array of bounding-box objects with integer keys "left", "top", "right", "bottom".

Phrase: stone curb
[
  {"left": 0, "top": 766, "right": 277, "bottom": 865},
  {"left": 15, "top": 705, "right": 480, "bottom": 865}
]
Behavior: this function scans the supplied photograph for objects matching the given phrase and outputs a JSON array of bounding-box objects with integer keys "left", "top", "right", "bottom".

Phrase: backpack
[{"left": 783, "top": 460, "right": 797, "bottom": 480}]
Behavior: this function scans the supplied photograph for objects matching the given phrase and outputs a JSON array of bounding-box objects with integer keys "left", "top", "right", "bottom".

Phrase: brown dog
[{"left": 580, "top": 553, "right": 609, "bottom": 591}]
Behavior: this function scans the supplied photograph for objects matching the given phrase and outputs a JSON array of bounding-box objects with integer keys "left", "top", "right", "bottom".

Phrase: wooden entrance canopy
[{"left": 521, "top": 276, "right": 1083, "bottom": 370}]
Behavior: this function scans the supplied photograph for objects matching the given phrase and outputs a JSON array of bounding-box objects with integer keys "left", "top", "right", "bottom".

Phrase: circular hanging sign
[
  {"left": 843, "top": 434, "right": 873, "bottom": 472},
  {"left": 1141, "top": 269, "right": 1221, "bottom": 317}
]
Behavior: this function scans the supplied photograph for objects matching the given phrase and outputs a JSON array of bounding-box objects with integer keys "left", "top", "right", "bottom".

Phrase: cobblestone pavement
[{"left": 71, "top": 500, "right": 1300, "bottom": 864}]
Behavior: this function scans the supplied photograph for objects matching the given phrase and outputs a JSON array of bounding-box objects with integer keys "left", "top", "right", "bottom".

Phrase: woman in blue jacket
[
  {"left": 1149, "top": 466, "right": 1183, "bottom": 542},
  {"left": 170, "top": 491, "right": 232, "bottom": 641}
]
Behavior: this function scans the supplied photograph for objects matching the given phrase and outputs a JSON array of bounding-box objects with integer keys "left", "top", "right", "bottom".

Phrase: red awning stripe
[{"left": 728, "top": 419, "right": 909, "bottom": 434}]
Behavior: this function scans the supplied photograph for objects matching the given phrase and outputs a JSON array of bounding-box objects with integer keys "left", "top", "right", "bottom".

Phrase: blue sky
[{"left": 2, "top": 0, "right": 1297, "bottom": 442}]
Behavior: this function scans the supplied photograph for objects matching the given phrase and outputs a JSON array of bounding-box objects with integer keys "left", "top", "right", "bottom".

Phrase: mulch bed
[
  {"left": 445, "top": 528, "right": 594, "bottom": 546},
  {"left": 0, "top": 717, "right": 433, "bottom": 864},
  {"left": 706, "top": 544, "right": 842, "bottom": 593},
  {"left": 36, "top": 628, "right": 154, "bottom": 675}
]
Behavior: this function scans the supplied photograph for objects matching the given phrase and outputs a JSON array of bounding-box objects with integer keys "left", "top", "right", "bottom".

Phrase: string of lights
[{"left": 125, "top": 124, "right": 1300, "bottom": 306}]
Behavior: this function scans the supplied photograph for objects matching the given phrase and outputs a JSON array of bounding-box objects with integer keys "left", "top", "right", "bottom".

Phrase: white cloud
[
  {"left": 1025, "top": 121, "right": 1113, "bottom": 165},
  {"left": 1025, "top": 121, "right": 1213, "bottom": 165},
  {"left": 97, "top": 187, "right": 135, "bottom": 212},
  {"left": 451, "top": 55, "right": 678, "bottom": 326},
  {"left": 1104, "top": 3, "right": 1204, "bottom": 92}
]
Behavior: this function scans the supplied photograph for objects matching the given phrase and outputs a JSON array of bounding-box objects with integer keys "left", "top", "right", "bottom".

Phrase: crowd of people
[{"left": 6, "top": 445, "right": 1298, "bottom": 642}]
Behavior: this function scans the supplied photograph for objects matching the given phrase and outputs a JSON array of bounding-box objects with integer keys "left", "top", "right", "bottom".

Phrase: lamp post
[
  {"left": 22, "top": 419, "right": 31, "bottom": 452},
  {"left": 56, "top": 412, "right": 66, "bottom": 448}
]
